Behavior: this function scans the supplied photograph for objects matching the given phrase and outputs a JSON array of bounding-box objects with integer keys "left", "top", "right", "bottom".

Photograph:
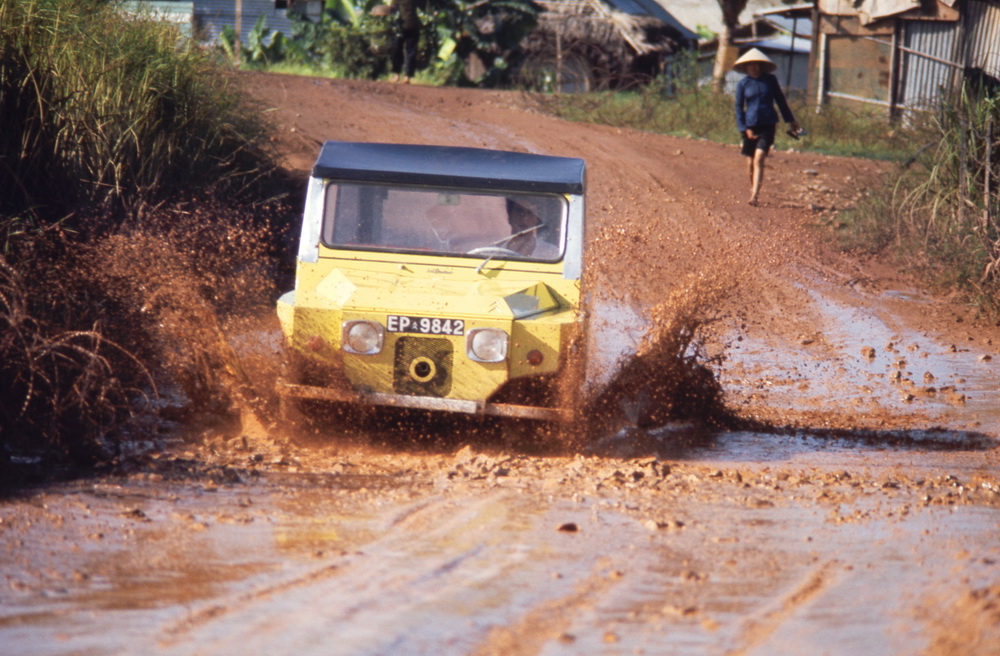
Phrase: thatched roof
[{"left": 534, "top": 0, "right": 682, "bottom": 55}]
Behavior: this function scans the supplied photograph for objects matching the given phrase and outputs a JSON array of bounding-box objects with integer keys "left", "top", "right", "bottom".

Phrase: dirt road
[{"left": 2, "top": 74, "right": 999, "bottom": 655}]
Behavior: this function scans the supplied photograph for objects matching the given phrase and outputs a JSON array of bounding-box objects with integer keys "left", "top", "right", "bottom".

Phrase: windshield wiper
[{"left": 474, "top": 225, "right": 547, "bottom": 274}]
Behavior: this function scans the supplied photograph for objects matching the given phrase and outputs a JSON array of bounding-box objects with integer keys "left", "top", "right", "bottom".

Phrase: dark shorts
[{"left": 740, "top": 124, "right": 776, "bottom": 157}]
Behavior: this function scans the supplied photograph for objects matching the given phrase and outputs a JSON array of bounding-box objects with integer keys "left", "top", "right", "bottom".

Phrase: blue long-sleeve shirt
[{"left": 735, "top": 73, "right": 795, "bottom": 133}]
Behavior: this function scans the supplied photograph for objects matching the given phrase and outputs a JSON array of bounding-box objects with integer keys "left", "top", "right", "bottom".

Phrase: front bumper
[{"left": 277, "top": 380, "right": 574, "bottom": 423}]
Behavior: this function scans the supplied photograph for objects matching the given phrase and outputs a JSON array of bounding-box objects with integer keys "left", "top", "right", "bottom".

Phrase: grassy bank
[
  {"left": 0, "top": 0, "right": 277, "bottom": 221},
  {"left": 0, "top": 0, "right": 287, "bottom": 475},
  {"left": 526, "top": 72, "right": 913, "bottom": 161},
  {"left": 833, "top": 88, "right": 1000, "bottom": 314}
]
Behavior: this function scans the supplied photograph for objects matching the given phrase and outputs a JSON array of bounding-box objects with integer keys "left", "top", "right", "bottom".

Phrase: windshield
[{"left": 321, "top": 183, "right": 566, "bottom": 261}]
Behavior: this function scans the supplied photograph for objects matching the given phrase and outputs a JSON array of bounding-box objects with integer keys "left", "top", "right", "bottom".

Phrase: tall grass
[
  {"left": 0, "top": 0, "right": 277, "bottom": 224},
  {"left": 838, "top": 85, "right": 1000, "bottom": 313},
  {"left": 0, "top": 0, "right": 287, "bottom": 473}
]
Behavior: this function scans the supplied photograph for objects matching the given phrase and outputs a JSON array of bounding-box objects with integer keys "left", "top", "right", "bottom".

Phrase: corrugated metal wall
[
  {"left": 963, "top": 0, "right": 1000, "bottom": 77},
  {"left": 899, "top": 0, "right": 1000, "bottom": 111},
  {"left": 900, "top": 19, "right": 960, "bottom": 111},
  {"left": 194, "top": 0, "right": 305, "bottom": 42}
]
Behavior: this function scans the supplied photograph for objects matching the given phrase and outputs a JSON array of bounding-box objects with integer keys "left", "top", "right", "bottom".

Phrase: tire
[{"left": 518, "top": 51, "right": 595, "bottom": 94}]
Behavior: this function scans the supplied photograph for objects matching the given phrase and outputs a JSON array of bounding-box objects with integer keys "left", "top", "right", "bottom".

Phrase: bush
[
  {"left": 0, "top": 256, "right": 150, "bottom": 468},
  {"left": 835, "top": 85, "right": 1000, "bottom": 313},
  {"left": 311, "top": 19, "right": 395, "bottom": 78},
  {"left": 0, "top": 0, "right": 278, "bottom": 225},
  {"left": 859, "top": 86, "right": 1000, "bottom": 312},
  {"left": 0, "top": 0, "right": 286, "bottom": 473}
]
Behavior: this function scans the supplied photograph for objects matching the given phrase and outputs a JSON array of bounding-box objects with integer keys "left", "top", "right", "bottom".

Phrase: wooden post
[
  {"left": 888, "top": 21, "right": 899, "bottom": 121},
  {"left": 235, "top": 0, "right": 243, "bottom": 64},
  {"left": 815, "top": 32, "right": 826, "bottom": 111}
]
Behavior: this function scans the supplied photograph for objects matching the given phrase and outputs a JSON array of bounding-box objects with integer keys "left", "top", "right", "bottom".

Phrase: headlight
[
  {"left": 466, "top": 328, "right": 508, "bottom": 363},
  {"left": 342, "top": 320, "right": 384, "bottom": 354}
]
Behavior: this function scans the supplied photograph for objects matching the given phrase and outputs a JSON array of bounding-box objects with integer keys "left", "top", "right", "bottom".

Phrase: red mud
[
  {"left": 1, "top": 74, "right": 998, "bottom": 656},
  {"left": 241, "top": 71, "right": 1000, "bottom": 433}
]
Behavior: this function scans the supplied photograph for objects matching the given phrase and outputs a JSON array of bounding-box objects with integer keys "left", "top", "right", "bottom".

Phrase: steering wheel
[{"left": 466, "top": 246, "right": 522, "bottom": 257}]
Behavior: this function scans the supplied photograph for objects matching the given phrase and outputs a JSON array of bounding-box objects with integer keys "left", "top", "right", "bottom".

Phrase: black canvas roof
[{"left": 312, "top": 141, "right": 586, "bottom": 195}]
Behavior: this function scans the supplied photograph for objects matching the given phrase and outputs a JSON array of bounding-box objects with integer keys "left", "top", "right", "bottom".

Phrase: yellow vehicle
[{"left": 276, "top": 141, "right": 587, "bottom": 423}]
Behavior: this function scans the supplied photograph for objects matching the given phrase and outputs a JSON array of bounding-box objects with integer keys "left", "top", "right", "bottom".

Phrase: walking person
[
  {"left": 734, "top": 48, "right": 799, "bottom": 206},
  {"left": 389, "top": 0, "right": 421, "bottom": 83}
]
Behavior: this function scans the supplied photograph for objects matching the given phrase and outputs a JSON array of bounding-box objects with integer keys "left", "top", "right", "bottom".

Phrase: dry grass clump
[
  {"left": 893, "top": 88, "right": 1000, "bottom": 311},
  {"left": 0, "top": 258, "right": 151, "bottom": 469},
  {"left": 0, "top": 0, "right": 288, "bottom": 474},
  {"left": 839, "top": 85, "right": 1000, "bottom": 315}
]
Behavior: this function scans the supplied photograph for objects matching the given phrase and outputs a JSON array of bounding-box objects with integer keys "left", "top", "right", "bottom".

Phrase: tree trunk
[
  {"left": 712, "top": 24, "right": 737, "bottom": 93},
  {"left": 713, "top": 0, "right": 747, "bottom": 92}
]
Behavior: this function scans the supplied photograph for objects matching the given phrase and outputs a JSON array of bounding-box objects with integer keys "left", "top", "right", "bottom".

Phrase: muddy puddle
[
  {"left": 2, "top": 445, "right": 998, "bottom": 656},
  {"left": 0, "top": 473, "right": 406, "bottom": 656},
  {"left": 6, "top": 262, "right": 999, "bottom": 655},
  {"left": 719, "top": 280, "right": 1000, "bottom": 433}
]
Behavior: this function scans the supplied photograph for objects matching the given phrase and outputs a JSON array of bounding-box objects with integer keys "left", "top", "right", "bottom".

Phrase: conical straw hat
[{"left": 733, "top": 48, "right": 776, "bottom": 74}]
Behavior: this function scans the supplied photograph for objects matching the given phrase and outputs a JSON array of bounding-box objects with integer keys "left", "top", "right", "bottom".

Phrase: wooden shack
[{"left": 813, "top": 0, "right": 1000, "bottom": 117}]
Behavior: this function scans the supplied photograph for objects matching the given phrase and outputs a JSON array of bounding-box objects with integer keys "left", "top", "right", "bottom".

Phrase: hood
[{"left": 315, "top": 268, "right": 563, "bottom": 320}]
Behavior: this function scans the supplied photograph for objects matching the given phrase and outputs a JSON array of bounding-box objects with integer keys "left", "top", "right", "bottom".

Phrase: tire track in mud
[
  {"left": 724, "top": 560, "right": 839, "bottom": 656},
  {"left": 157, "top": 494, "right": 448, "bottom": 647},
  {"left": 155, "top": 491, "right": 610, "bottom": 656},
  {"left": 468, "top": 571, "right": 612, "bottom": 656}
]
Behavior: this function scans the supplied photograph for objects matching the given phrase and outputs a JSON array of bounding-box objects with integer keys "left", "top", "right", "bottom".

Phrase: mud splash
[
  {"left": 580, "top": 269, "right": 734, "bottom": 436},
  {"left": 86, "top": 200, "right": 287, "bottom": 432}
]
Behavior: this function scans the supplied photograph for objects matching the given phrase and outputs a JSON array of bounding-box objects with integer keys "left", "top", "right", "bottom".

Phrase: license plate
[{"left": 386, "top": 315, "right": 465, "bottom": 336}]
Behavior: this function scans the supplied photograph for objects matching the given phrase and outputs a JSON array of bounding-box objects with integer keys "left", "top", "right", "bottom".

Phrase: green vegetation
[
  {"left": 222, "top": 0, "right": 540, "bottom": 86},
  {"left": 531, "top": 55, "right": 912, "bottom": 160},
  {"left": 0, "top": 0, "right": 284, "bottom": 475},
  {"left": 836, "top": 86, "right": 1000, "bottom": 314}
]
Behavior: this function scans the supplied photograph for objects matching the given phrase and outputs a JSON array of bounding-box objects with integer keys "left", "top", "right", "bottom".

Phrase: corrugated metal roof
[
  {"left": 759, "top": 13, "right": 813, "bottom": 39},
  {"left": 604, "top": 0, "right": 699, "bottom": 41},
  {"left": 755, "top": 3, "right": 814, "bottom": 17},
  {"left": 738, "top": 34, "right": 811, "bottom": 55}
]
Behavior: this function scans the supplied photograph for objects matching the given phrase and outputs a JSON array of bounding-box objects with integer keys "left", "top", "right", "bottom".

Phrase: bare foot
[{"left": 748, "top": 198, "right": 759, "bottom": 207}]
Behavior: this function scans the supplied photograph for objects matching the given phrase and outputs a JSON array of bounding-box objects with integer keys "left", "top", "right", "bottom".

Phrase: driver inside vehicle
[
  {"left": 424, "top": 204, "right": 458, "bottom": 250},
  {"left": 505, "top": 198, "right": 560, "bottom": 258}
]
